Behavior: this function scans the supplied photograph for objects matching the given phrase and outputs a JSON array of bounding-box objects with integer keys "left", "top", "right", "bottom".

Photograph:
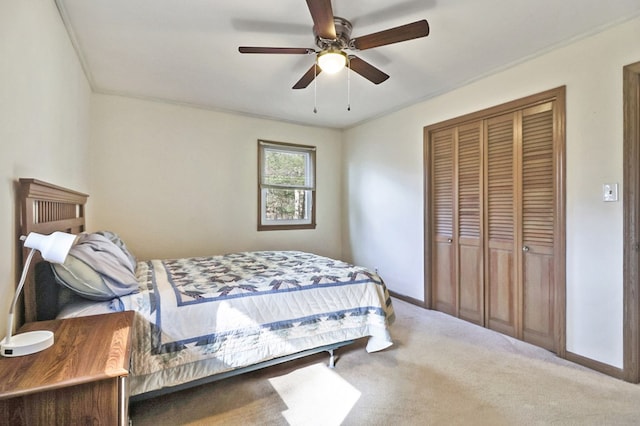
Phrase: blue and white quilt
[{"left": 115, "top": 251, "right": 394, "bottom": 396}]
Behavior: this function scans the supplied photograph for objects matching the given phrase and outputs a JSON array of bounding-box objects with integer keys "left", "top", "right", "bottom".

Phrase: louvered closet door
[
  {"left": 485, "top": 113, "right": 518, "bottom": 338},
  {"left": 425, "top": 88, "right": 565, "bottom": 354},
  {"left": 431, "top": 128, "right": 456, "bottom": 315},
  {"left": 520, "top": 102, "right": 556, "bottom": 351},
  {"left": 457, "top": 122, "right": 484, "bottom": 325}
]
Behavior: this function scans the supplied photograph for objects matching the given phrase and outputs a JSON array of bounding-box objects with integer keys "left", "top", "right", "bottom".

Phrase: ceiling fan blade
[
  {"left": 348, "top": 56, "right": 389, "bottom": 85},
  {"left": 292, "top": 64, "right": 322, "bottom": 89},
  {"left": 306, "top": 0, "right": 336, "bottom": 40},
  {"left": 351, "top": 20, "right": 429, "bottom": 50},
  {"left": 239, "top": 47, "right": 314, "bottom": 54}
]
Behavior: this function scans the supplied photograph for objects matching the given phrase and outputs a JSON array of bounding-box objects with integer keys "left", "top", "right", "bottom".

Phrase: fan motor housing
[{"left": 314, "top": 16, "right": 353, "bottom": 50}]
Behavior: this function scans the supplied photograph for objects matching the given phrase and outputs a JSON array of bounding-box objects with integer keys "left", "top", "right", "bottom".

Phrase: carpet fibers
[{"left": 130, "top": 299, "right": 640, "bottom": 425}]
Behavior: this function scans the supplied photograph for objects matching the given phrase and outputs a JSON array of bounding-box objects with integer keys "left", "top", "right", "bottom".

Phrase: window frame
[{"left": 257, "top": 139, "right": 317, "bottom": 231}]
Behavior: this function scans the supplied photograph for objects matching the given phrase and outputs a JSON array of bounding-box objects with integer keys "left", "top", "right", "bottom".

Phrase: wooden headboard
[{"left": 18, "top": 178, "right": 89, "bottom": 323}]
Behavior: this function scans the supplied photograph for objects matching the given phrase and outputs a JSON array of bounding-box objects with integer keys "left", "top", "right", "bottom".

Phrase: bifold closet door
[
  {"left": 457, "top": 122, "right": 483, "bottom": 325},
  {"left": 429, "top": 123, "right": 483, "bottom": 322},
  {"left": 520, "top": 101, "right": 556, "bottom": 351},
  {"left": 431, "top": 128, "right": 456, "bottom": 316},
  {"left": 484, "top": 103, "right": 557, "bottom": 348},
  {"left": 485, "top": 113, "right": 518, "bottom": 338},
  {"left": 426, "top": 87, "right": 565, "bottom": 354}
]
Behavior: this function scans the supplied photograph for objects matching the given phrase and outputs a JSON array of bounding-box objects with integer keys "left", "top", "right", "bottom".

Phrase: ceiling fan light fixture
[{"left": 317, "top": 50, "right": 347, "bottom": 74}]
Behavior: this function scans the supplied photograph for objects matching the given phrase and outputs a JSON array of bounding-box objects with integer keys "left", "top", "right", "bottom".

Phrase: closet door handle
[
  {"left": 447, "top": 238, "right": 453, "bottom": 243},
  {"left": 522, "top": 246, "right": 530, "bottom": 252}
]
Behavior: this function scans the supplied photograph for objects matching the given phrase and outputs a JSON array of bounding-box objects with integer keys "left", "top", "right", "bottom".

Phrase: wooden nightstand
[{"left": 0, "top": 311, "right": 134, "bottom": 425}]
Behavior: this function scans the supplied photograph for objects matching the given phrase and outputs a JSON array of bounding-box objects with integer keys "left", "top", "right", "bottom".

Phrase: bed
[{"left": 17, "top": 178, "right": 395, "bottom": 401}]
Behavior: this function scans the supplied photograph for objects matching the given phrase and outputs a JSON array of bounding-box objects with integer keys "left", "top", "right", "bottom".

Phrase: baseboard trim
[
  {"left": 565, "top": 351, "right": 625, "bottom": 380},
  {"left": 388, "top": 290, "right": 427, "bottom": 308}
]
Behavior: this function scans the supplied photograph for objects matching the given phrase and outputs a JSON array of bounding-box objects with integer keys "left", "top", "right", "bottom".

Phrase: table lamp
[{"left": 1, "top": 231, "right": 76, "bottom": 357}]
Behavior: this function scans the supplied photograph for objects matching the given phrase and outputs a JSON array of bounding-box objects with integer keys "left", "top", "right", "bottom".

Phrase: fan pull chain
[
  {"left": 347, "top": 57, "right": 351, "bottom": 111},
  {"left": 313, "top": 64, "right": 318, "bottom": 114}
]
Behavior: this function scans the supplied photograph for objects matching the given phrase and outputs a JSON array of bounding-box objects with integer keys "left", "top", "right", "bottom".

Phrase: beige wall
[
  {"left": 343, "top": 16, "right": 640, "bottom": 368},
  {"left": 0, "top": 1, "right": 91, "bottom": 335},
  {"left": 89, "top": 94, "right": 343, "bottom": 261}
]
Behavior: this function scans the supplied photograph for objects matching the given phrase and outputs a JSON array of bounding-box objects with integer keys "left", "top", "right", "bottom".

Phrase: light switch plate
[{"left": 603, "top": 183, "right": 619, "bottom": 202}]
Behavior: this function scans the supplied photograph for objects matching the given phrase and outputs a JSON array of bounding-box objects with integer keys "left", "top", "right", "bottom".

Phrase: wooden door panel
[
  {"left": 457, "top": 121, "right": 483, "bottom": 324},
  {"left": 485, "top": 113, "right": 517, "bottom": 337},
  {"left": 457, "top": 123, "right": 482, "bottom": 240},
  {"left": 431, "top": 128, "right": 456, "bottom": 314},
  {"left": 522, "top": 252, "right": 555, "bottom": 350},
  {"left": 459, "top": 241, "right": 483, "bottom": 324},
  {"left": 486, "top": 247, "right": 516, "bottom": 337},
  {"left": 433, "top": 240, "right": 455, "bottom": 315},
  {"left": 521, "top": 102, "right": 556, "bottom": 349}
]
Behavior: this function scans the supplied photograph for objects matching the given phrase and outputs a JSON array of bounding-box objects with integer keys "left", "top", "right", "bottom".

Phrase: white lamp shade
[
  {"left": 317, "top": 50, "right": 347, "bottom": 74},
  {"left": 23, "top": 231, "right": 76, "bottom": 264}
]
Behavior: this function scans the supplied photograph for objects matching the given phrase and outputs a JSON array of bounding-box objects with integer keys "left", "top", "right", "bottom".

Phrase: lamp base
[{"left": 1, "top": 330, "right": 54, "bottom": 357}]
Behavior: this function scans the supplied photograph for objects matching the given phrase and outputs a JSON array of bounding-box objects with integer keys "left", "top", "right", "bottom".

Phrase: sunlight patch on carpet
[{"left": 268, "top": 363, "right": 361, "bottom": 425}]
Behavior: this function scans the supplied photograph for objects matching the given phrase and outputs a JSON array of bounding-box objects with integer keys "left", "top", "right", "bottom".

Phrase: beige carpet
[{"left": 130, "top": 299, "right": 640, "bottom": 425}]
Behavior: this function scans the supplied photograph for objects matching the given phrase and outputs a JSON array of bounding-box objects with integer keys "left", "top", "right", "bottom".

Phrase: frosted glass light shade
[{"left": 317, "top": 50, "right": 347, "bottom": 74}]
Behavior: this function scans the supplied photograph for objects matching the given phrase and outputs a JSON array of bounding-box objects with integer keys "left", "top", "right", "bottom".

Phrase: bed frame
[{"left": 17, "top": 178, "right": 351, "bottom": 402}]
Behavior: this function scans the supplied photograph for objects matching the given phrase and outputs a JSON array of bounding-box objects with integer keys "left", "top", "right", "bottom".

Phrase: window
[{"left": 258, "top": 140, "right": 316, "bottom": 230}]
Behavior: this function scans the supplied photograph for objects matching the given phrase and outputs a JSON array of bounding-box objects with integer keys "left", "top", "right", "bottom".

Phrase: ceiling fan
[{"left": 238, "top": 0, "right": 430, "bottom": 89}]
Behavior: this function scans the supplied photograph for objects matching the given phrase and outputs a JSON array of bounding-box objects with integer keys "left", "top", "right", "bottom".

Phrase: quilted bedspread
[{"left": 117, "top": 251, "right": 395, "bottom": 396}]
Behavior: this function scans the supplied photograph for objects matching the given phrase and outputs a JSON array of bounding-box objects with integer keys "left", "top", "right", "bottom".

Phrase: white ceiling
[{"left": 56, "top": 0, "right": 640, "bottom": 129}]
